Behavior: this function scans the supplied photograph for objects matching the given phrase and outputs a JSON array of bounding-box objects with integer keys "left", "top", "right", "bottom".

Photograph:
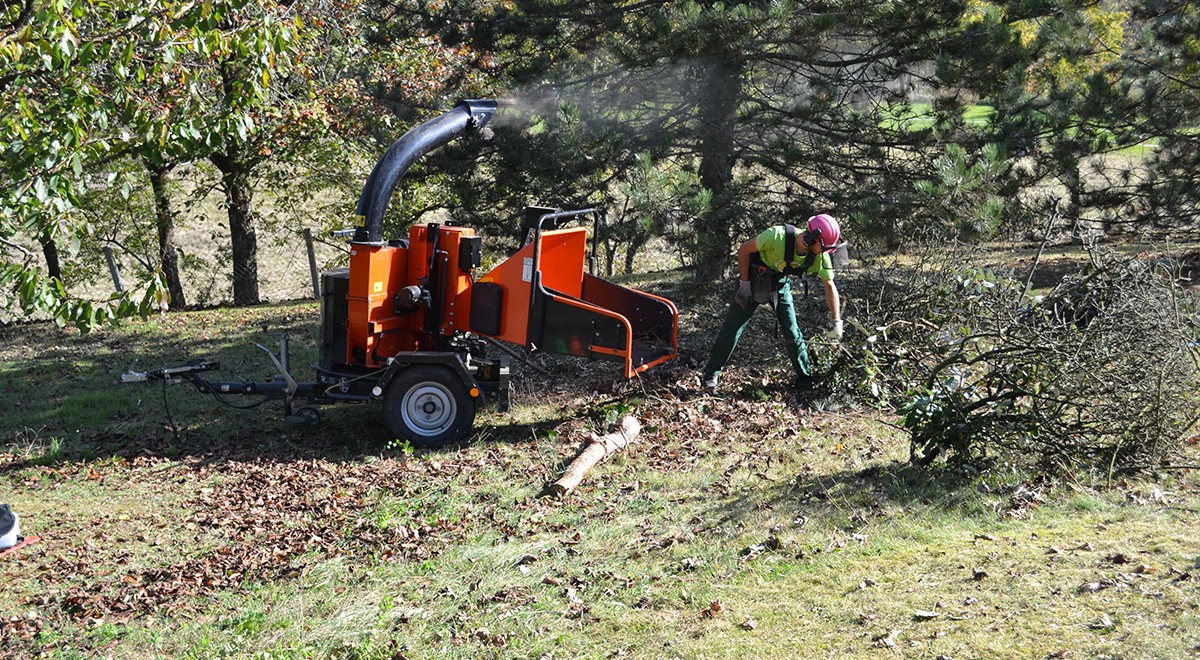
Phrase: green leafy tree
[
  {"left": 387, "top": 0, "right": 1200, "bottom": 265},
  {"left": 380, "top": 1, "right": 979, "bottom": 276},
  {"left": 188, "top": 3, "right": 307, "bottom": 306},
  {"left": 928, "top": 1, "right": 1135, "bottom": 239},
  {"left": 0, "top": 0, "right": 301, "bottom": 326},
  {"left": 121, "top": 43, "right": 216, "bottom": 310},
  {"left": 614, "top": 152, "right": 710, "bottom": 275},
  {"left": 471, "top": 0, "right": 795, "bottom": 280},
  {"left": 911, "top": 143, "right": 1007, "bottom": 242},
  {"left": 1105, "top": 1, "right": 1200, "bottom": 235}
]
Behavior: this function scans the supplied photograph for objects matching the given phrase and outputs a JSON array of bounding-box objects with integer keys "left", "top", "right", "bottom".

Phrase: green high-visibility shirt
[{"left": 755, "top": 225, "right": 835, "bottom": 282}]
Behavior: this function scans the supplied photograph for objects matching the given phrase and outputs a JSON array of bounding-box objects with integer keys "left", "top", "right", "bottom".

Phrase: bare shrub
[{"left": 839, "top": 246, "right": 1200, "bottom": 473}]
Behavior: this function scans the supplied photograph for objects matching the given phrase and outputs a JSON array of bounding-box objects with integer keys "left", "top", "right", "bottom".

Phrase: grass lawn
[{"left": 2, "top": 264, "right": 1199, "bottom": 658}]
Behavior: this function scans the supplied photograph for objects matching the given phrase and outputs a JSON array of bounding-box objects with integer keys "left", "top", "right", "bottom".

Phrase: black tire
[
  {"left": 295, "top": 407, "right": 321, "bottom": 426},
  {"left": 382, "top": 365, "right": 475, "bottom": 447}
]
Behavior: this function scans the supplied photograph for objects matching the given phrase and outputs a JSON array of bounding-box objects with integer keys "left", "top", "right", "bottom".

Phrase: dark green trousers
[{"left": 703, "top": 279, "right": 812, "bottom": 381}]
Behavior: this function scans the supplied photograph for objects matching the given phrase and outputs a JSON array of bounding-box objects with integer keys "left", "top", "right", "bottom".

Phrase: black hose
[{"left": 353, "top": 100, "right": 497, "bottom": 244}]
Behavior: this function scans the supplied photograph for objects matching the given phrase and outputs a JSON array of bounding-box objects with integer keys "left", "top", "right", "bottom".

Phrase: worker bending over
[{"left": 701, "top": 214, "right": 842, "bottom": 394}]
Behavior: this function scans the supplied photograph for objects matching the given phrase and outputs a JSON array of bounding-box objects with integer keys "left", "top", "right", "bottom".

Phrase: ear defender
[{"left": 802, "top": 228, "right": 822, "bottom": 247}]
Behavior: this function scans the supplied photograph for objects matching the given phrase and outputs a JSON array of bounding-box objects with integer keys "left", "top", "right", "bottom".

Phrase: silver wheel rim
[{"left": 401, "top": 382, "right": 457, "bottom": 437}]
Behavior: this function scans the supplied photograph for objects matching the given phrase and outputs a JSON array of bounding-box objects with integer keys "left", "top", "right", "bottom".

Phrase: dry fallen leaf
[
  {"left": 874, "top": 629, "right": 900, "bottom": 649},
  {"left": 1088, "top": 613, "right": 1115, "bottom": 630},
  {"left": 700, "top": 600, "right": 724, "bottom": 619},
  {"left": 740, "top": 616, "right": 758, "bottom": 630},
  {"left": 562, "top": 531, "right": 583, "bottom": 545},
  {"left": 913, "top": 610, "right": 942, "bottom": 621}
]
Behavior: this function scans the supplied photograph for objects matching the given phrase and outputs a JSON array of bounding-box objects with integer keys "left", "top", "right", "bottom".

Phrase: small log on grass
[{"left": 548, "top": 415, "right": 642, "bottom": 497}]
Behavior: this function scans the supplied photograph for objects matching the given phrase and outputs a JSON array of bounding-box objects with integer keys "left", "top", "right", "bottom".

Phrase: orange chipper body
[
  {"left": 344, "top": 224, "right": 479, "bottom": 367},
  {"left": 341, "top": 218, "right": 678, "bottom": 379}
]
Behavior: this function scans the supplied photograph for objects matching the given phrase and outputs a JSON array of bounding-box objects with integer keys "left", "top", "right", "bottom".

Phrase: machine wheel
[
  {"left": 382, "top": 365, "right": 476, "bottom": 447},
  {"left": 295, "top": 407, "right": 321, "bottom": 426}
]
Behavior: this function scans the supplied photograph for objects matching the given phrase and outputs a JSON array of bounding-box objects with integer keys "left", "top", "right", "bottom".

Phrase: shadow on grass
[
  {"left": 708, "top": 456, "right": 1002, "bottom": 534},
  {"left": 0, "top": 390, "right": 598, "bottom": 476},
  {"left": 0, "top": 301, "right": 608, "bottom": 474}
]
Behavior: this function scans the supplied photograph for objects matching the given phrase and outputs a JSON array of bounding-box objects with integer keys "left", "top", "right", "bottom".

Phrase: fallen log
[{"left": 547, "top": 415, "right": 642, "bottom": 497}]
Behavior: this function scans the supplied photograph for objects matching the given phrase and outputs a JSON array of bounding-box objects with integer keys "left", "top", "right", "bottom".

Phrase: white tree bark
[{"left": 548, "top": 415, "right": 642, "bottom": 497}]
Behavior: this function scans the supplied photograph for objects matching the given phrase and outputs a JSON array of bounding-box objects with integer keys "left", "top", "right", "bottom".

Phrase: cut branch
[{"left": 547, "top": 416, "right": 642, "bottom": 498}]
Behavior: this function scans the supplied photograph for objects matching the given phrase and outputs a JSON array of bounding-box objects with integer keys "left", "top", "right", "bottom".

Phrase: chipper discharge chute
[
  {"left": 122, "top": 100, "right": 679, "bottom": 447},
  {"left": 469, "top": 207, "right": 677, "bottom": 379}
]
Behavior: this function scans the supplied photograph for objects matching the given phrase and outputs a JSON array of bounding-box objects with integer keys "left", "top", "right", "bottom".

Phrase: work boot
[
  {"left": 795, "top": 374, "right": 817, "bottom": 391},
  {"left": 701, "top": 373, "right": 719, "bottom": 394}
]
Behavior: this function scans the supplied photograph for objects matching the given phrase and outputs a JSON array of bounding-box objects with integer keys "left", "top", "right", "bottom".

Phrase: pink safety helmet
[{"left": 806, "top": 214, "right": 841, "bottom": 250}]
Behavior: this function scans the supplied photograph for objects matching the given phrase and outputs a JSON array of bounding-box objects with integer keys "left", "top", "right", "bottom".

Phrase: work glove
[
  {"left": 734, "top": 280, "right": 752, "bottom": 309},
  {"left": 823, "top": 319, "right": 844, "bottom": 341}
]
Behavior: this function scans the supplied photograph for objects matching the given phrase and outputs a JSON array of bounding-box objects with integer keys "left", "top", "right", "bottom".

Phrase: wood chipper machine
[{"left": 122, "top": 100, "right": 679, "bottom": 446}]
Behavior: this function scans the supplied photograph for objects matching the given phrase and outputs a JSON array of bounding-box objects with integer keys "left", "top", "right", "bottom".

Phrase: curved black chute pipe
[{"left": 353, "top": 100, "right": 498, "bottom": 244}]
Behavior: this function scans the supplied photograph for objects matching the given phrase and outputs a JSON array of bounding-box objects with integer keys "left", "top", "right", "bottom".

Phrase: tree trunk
[
  {"left": 624, "top": 242, "right": 638, "bottom": 275},
  {"left": 693, "top": 56, "right": 742, "bottom": 283},
  {"left": 145, "top": 159, "right": 187, "bottom": 309},
  {"left": 624, "top": 233, "right": 648, "bottom": 275},
  {"left": 210, "top": 152, "right": 260, "bottom": 306},
  {"left": 1066, "top": 159, "right": 1085, "bottom": 240},
  {"left": 41, "top": 239, "right": 62, "bottom": 284}
]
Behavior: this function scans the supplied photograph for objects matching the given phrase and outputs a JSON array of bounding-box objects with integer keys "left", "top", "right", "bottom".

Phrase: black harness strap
[
  {"left": 782, "top": 223, "right": 815, "bottom": 276},
  {"left": 783, "top": 223, "right": 795, "bottom": 270}
]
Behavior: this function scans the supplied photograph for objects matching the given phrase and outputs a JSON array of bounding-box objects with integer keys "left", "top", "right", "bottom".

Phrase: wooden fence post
[
  {"left": 102, "top": 247, "right": 123, "bottom": 292},
  {"left": 304, "top": 228, "right": 320, "bottom": 299}
]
